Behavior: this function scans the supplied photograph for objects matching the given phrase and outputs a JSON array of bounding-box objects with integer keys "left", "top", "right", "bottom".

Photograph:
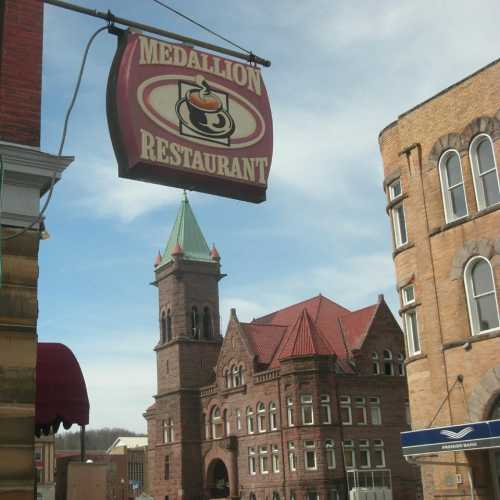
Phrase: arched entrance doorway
[
  {"left": 490, "top": 397, "right": 500, "bottom": 499},
  {"left": 207, "top": 459, "right": 230, "bottom": 498}
]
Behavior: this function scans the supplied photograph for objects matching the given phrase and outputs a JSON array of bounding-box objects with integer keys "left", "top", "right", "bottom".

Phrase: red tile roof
[
  {"left": 271, "top": 309, "right": 334, "bottom": 367},
  {"left": 245, "top": 294, "right": 381, "bottom": 370},
  {"left": 241, "top": 323, "right": 287, "bottom": 365},
  {"left": 339, "top": 303, "right": 379, "bottom": 351}
]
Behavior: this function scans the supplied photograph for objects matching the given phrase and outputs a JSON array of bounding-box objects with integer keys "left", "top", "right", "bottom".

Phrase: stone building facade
[
  {"left": 144, "top": 194, "right": 419, "bottom": 500},
  {"left": 379, "top": 59, "right": 500, "bottom": 498}
]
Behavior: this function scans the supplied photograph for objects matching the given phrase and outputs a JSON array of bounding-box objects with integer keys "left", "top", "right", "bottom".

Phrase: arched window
[
  {"left": 371, "top": 352, "right": 380, "bottom": 375},
  {"left": 470, "top": 134, "right": 500, "bottom": 210},
  {"left": 240, "top": 365, "right": 245, "bottom": 385},
  {"left": 160, "top": 311, "right": 167, "bottom": 343},
  {"left": 383, "top": 350, "right": 394, "bottom": 376},
  {"left": 166, "top": 309, "right": 172, "bottom": 341},
  {"left": 211, "top": 406, "right": 222, "bottom": 439},
  {"left": 398, "top": 353, "right": 405, "bottom": 376},
  {"left": 464, "top": 257, "right": 499, "bottom": 335},
  {"left": 269, "top": 402, "right": 278, "bottom": 430},
  {"left": 163, "top": 418, "right": 174, "bottom": 443},
  {"left": 246, "top": 406, "right": 254, "bottom": 434},
  {"left": 438, "top": 150, "right": 468, "bottom": 222},
  {"left": 272, "top": 492, "right": 280, "bottom": 500},
  {"left": 257, "top": 402, "right": 266, "bottom": 432},
  {"left": 191, "top": 306, "right": 199, "bottom": 338},
  {"left": 224, "top": 408, "right": 230, "bottom": 436},
  {"left": 232, "top": 364, "right": 241, "bottom": 387},
  {"left": 203, "top": 307, "right": 213, "bottom": 339},
  {"left": 250, "top": 494, "right": 257, "bottom": 500},
  {"left": 223, "top": 368, "right": 230, "bottom": 389}
]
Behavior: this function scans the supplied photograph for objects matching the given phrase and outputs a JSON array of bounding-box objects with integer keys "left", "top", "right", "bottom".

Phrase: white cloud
[{"left": 69, "top": 157, "right": 182, "bottom": 222}]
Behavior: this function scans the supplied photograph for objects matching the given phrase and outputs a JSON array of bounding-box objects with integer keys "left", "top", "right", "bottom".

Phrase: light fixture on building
[{"left": 39, "top": 221, "right": 50, "bottom": 240}]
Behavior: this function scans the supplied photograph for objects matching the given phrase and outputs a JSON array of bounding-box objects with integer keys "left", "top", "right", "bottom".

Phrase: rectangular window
[
  {"left": 320, "top": 394, "right": 332, "bottom": 424},
  {"left": 354, "top": 397, "right": 367, "bottom": 425},
  {"left": 325, "top": 439, "right": 336, "bottom": 469},
  {"left": 304, "top": 440, "right": 317, "bottom": 470},
  {"left": 306, "top": 493, "right": 319, "bottom": 500},
  {"left": 359, "top": 439, "right": 370, "bottom": 468},
  {"left": 248, "top": 447, "right": 256, "bottom": 475},
  {"left": 301, "top": 394, "right": 314, "bottom": 425},
  {"left": 373, "top": 440, "right": 386, "bottom": 467},
  {"left": 288, "top": 441, "right": 297, "bottom": 471},
  {"left": 340, "top": 396, "right": 352, "bottom": 425},
  {"left": 259, "top": 446, "right": 269, "bottom": 474},
  {"left": 402, "top": 285, "right": 415, "bottom": 305},
  {"left": 272, "top": 444, "right": 280, "bottom": 473},
  {"left": 389, "top": 179, "right": 402, "bottom": 200},
  {"left": 34, "top": 447, "right": 42, "bottom": 462},
  {"left": 164, "top": 455, "right": 170, "bottom": 480},
  {"left": 287, "top": 397, "right": 295, "bottom": 427},
  {"left": 247, "top": 412, "right": 254, "bottom": 434},
  {"left": 404, "top": 310, "right": 421, "bottom": 356},
  {"left": 392, "top": 203, "right": 408, "bottom": 247},
  {"left": 343, "top": 440, "right": 355, "bottom": 469},
  {"left": 328, "top": 491, "right": 340, "bottom": 500},
  {"left": 368, "top": 397, "right": 382, "bottom": 425}
]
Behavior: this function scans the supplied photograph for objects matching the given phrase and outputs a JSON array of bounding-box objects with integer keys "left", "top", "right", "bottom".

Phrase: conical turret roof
[{"left": 161, "top": 192, "right": 212, "bottom": 265}]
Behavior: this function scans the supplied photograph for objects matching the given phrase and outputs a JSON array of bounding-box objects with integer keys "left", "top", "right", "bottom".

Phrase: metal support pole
[
  {"left": 80, "top": 425, "right": 86, "bottom": 462},
  {"left": 43, "top": 0, "right": 271, "bottom": 67}
]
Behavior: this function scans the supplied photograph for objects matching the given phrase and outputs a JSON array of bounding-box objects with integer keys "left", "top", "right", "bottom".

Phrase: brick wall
[
  {"left": 0, "top": 0, "right": 43, "bottom": 146},
  {"left": 379, "top": 58, "right": 500, "bottom": 499}
]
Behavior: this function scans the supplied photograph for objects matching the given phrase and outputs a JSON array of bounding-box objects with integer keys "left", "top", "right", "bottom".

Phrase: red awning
[{"left": 35, "top": 343, "right": 89, "bottom": 437}]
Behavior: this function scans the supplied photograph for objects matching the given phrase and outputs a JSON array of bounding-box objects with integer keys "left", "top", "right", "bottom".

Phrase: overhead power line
[{"left": 149, "top": 0, "right": 252, "bottom": 55}]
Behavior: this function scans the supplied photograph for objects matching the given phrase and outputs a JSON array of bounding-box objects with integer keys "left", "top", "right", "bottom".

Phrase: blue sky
[{"left": 38, "top": 0, "right": 500, "bottom": 432}]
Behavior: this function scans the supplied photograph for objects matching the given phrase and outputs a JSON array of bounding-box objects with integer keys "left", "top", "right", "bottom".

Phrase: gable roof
[
  {"left": 240, "top": 323, "right": 287, "bottom": 366},
  {"left": 161, "top": 192, "right": 211, "bottom": 265},
  {"left": 243, "top": 294, "right": 382, "bottom": 371}
]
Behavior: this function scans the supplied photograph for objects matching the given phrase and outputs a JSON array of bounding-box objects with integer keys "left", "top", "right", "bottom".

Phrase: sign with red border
[{"left": 107, "top": 32, "right": 273, "bottom": 203}]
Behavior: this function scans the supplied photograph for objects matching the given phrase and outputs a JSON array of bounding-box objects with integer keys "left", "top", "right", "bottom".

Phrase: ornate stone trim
[
  {"left": 467, "top": 364, "right": 500, "bottom": 421},
  {"left": 427, "top": 112, "right": 500, "bottom": 169},
  {"left": 449, "top": 239, "right": 499, "bottom": 280}
]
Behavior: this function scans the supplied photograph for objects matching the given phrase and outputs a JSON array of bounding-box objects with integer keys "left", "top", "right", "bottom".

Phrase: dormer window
[{"left": 383, "top": 350, "right": 393, "bottom": 375}]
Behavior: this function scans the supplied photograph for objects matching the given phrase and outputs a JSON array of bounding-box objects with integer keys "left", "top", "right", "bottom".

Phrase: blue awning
[{"left": 401, "top": 419, "right": 500, "bottom": 456}]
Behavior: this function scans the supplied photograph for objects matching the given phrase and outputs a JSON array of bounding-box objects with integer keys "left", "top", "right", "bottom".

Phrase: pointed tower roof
[
  {"left": 161, "top": 192, "right": 212, "bottom": 265},
  {"left": 274, "top": 308, "right": 334, "bottom": 363}
]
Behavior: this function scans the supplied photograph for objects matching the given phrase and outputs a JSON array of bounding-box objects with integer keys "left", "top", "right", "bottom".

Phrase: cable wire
[
  {"left": 0, "top": 25, "right": 108, "bottom": 241},
  {"left": 149, "top": 0, "right": 251, "bottom": 55}
]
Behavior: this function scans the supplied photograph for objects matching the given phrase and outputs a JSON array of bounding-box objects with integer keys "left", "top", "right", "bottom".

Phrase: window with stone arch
[
  {"left": 257, "top": 401, "right": 266, "bottom": 432},
  {"left": 202, "top": 306, "right": 213, "bottom": 339},
  {"left": 223, "top": 368, "right": 230, "bottom": 388},
  {"left": 166, "top": 309, "right": 172, "bottom": 341},
  {"left": 191, "top": 306, "right": 200, "bottom": 339},
  {"left": 232, "top": 364, "right": 241, "bottom": 387},
  {"left": 163, "top": 417, "right": 174, "bottom": 443},
  {"left": 469, "top": 134, "right": 500, "bottom": 210},
  {"left": 246, "top": 406, "right": 254, "bottom": 434},
  {"left": 383, "top": 349, "right": 394, "bottom": 376},
  {"left": 211, "top": 406, "right": 222, "bottom": 439},
  {"left": 160, "top": 311, "right": 167, "bottom": 343},
  {"left": 269, "top": 401, "right": 278, "bottom": 430},
  {"left": 464, "top": 256, "right": 500, "bottom": 335},
  {"left": 438, "top": 149, "right": 468, "bottom": 222},
  {"left": 372, "top": 352, "right": 380, "bottom": 375}
]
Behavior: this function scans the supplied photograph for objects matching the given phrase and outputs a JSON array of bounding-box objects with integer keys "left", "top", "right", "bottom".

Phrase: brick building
[
  {"left": 144, "top": 194, "right": 419, "bottom": 500},
  {"left": 379, "top": 59, "right": 500, "bottom": 498}
]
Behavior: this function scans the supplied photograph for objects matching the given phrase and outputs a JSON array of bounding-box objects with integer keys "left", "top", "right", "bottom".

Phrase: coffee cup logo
[{"left": 176, "top": 76, "right": 235, "bottom": 145}]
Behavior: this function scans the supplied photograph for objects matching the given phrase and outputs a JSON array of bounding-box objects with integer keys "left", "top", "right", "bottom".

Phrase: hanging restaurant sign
[{"left": 107, "top": 32, "right": 273, "bottom": 203}]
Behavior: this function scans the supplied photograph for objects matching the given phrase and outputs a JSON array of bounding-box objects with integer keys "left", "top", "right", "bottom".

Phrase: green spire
[{"left": 161, "top": 192, "right": 211, "bottom": 264}]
